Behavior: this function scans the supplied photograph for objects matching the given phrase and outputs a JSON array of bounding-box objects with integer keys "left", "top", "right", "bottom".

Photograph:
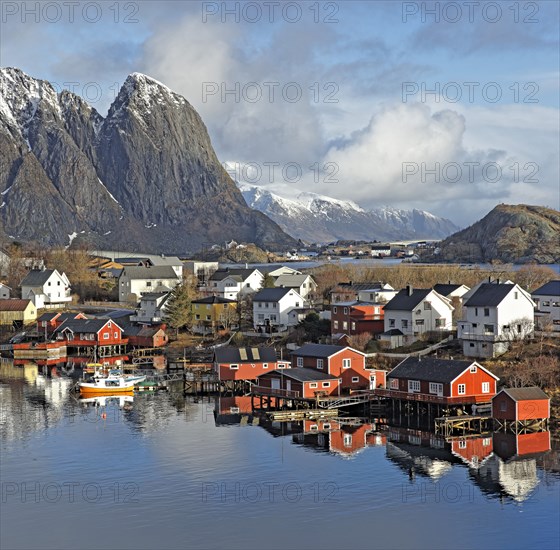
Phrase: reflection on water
[{"left": 1, "top": 362, "right": 559, "bottom": 550}]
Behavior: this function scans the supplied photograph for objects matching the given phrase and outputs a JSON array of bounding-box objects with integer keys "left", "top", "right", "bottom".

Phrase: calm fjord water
[{"left": 1, "top": 375, "right": 559, "bottom": 550}]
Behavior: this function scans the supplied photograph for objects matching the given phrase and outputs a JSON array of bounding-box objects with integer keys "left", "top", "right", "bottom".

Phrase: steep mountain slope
[
  {"left": 239, "top": 184, "right": 460, "bottom": 243},
  {"left": 0, "top": 68, "right": 295, "bottom": 253},
  {"left": 435, "top": 204, "right": 560, "bottom": 263}
]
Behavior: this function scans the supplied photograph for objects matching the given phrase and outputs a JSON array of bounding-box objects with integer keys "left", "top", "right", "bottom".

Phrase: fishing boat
[
  {"left": 79, "top": 393, "right": 134, "bottom": 407},
  {"left": 79, "top": 369, "right": 146, "bottom": 395}
]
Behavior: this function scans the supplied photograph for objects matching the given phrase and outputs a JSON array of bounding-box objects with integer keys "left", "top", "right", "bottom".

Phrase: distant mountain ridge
[
  {"left": 0, "top": 67, "right": 296, "bottom": 253},
  {"left": 238, "top": 183, "right": 460, "bottom": 243},
  {"left": 435, "top": 204, "right": 560, "bottom": 264}
]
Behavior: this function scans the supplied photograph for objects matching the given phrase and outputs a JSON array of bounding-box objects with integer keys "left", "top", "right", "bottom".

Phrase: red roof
[{"left": 0, "top": 299, "right": 33, "bottom": 312}]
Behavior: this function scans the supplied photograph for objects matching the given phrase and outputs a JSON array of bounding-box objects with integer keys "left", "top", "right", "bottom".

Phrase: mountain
[
  {"left": 434, "top": 204, "right": 560, "bottom": 264},
  {"left": 238, "top": 183, "right": 460, "bottom": 243},
  {"left": 0, "top": 68, "right": 296, "bottom": 253}
]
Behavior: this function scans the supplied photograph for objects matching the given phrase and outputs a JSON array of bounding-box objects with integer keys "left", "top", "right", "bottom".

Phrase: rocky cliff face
[
  {"left": 239, "top": 184, "right": 460, "bottom": 243},
  {"left": 435, "top": 204, "right": 560, "bottom": 264},
  {"left": 0, "top": 68, "right": 295, "bottom": 253}
]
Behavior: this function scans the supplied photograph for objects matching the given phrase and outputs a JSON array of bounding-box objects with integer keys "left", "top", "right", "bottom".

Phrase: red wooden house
[
  {"left": 257, "top": 368, "right": 340, "bottom": 398},
  {"left": 492, "top": 387, "right": 550, "bottom": 423},
  {"left": 380, "top": 357, "right": 499, "bottom": 405},
  {"left": 54, "top": 318, "right": 127, "bottom": 347},
  {"left": 123, "top": 325, "right": 168, "bottom": 347},
  {"left": 493, "top": 431, "right": 551, "bottom": 460},
  {"left": 213, "top": 346, "right": 290, "bottom": 382},
  {"left": 331, "top": 302, "right": 384, "bottom": 337},
  {"left": 37, "top": 311, "right": 87, "bottom": 336},
  {"left": 450, "top": 435, "right": 494, "bottom": 468},
  {"left": 290, "top": 343, "right": 386, "bottom": 392}
]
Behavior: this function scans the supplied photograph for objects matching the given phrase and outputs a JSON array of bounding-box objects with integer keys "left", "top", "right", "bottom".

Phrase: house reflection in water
[
  {"left": 473, "top": 431, "right": 552, "bottom": 502},
  {"left": 292, "top": 419, "right": 385, "bottom": 459}
]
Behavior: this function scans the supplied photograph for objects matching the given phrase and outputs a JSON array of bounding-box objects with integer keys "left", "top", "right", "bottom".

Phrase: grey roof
[
  {"left": 388, "top": 357, "right": 493, "bottom": 384},
  {"left": 209, "top": 268, "right": 260, "bottom": 282},
  {"left": 332, "top": 282, "right": 384, "bottom": 293},
  {"left": 57, "top": 312, "right": 87, "bottom": 322},
  {"left": 532, "top": 280, "right": 560, "bottom": 297},
  {"left": 214, "top": 346, "right": 277, "bottom": 364},
  {"left": 253, "top": 287, "right": 295, "bottom": 301},
  {"left": 192, "top": 296, "right": 237, "bottom": 304},
  {"left": 497, "top": 387, "right": 549, "bottom": 402},
  {"left": 21, "top": 269, "right": 55, "bottom": 287},
  {"left": 55, "top": 318, "right": 120, "bottom": 334},
  {"left": 114, "top": 257, "right": 151, "bottom": 265},
  {"left": 291, "top": 343, "right": 346, "bottom": 358},
  {"left": 123, "top": 324, "right": 162, "bottom": 337},
  {"left": 274, "top": 274, "right": 311, "bottom": 288},
  {"left": 121, "top": 266, "right": 179, "bottom": 280},
  {"left": 383, "top": 288, "right": 432, "bottom": 311},
  {"left": 141, "top": 292, "right": 171, "bottom": 301},
  {"left": 464, "top": 284, "right": 516, "bottom": 307},
  {"left": 37, "top": 312, "right": 60, "bottom": 322},
  {"left": 261, "top": 367, "right": 337, "bottom": 382},
  {"left": 433, "top": 284, "right": 464, "bottom": 296}
]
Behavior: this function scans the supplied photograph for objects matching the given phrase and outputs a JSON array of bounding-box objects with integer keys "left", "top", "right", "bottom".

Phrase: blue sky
[{"left": 1, "top": 0, "right": 558, "bottom": 225}]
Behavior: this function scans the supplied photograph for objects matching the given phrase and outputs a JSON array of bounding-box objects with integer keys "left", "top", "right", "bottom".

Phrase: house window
[
  {"left": 500, "top": 401, "right": 507, "bottom": 412},
  {"left": 351, "top": 377, "right": 359, "bottom": 383},
  {"left": 229, "top": 364, "right": 239, "bottom": 370},
  {"left": 309, "top": 383, "right": 318, "bottom": 389},
  {"left": 424, "top": 302, "right": 431, "bottom": 310},
  {"left": 333, "top": 307, "right": 337, "bottom": 314},
  {"left": 435, "top": 318, "right": 444, "bottom": 328},
  {"left": 484, "top": 308, "right": 490, "bottom": 316},
  {"left": 342, "top": 358, "right": 351, "bottom": 369},
  {"left": 206, "top": 316, "right": 211, "bottom": 321},
  {"left": 482, "top": 382, "right": 490, "bottom": 393},
  {"left": 310, "top": 424, "right": 318, "bottom": 431},
  {"left": 390, "top": 379, "right": 399, "bottom": 390},
  {"left": 297, "top": 357, "right": 303, "bottom": 367},
  {"left": 457, "top": 384, "right": 466, "bottom": 395},
  {"left": 458, "top": 440, "right": 467, "bottom": 449},
  {"left": 429, "top": 382, "right": 443, "bottom": 394},
  {"left": 514, "top": 292, "right": 518, "bottom": 299},
  {"left": 103, "top": 333, "right": 109, "bottom": 340},
  {"left": 408, "top": 380, "right": 420, "bottom": 393},
  {"left": 401, "top": 319, "right": 408, "bottom": 329},
  {"left": 482, "top": 438, "right": 491, "bottom": 446},
  {"left": 475, "top": 308, "right": 478, "bottom": 316},
  {"left": 351, "top": 322, "right": 356, "bottom": 330},
  {"left": 342, "top": 321, "right": 348, "bottom": 330},
  {"left": 343, "top": 434, "right": 352, "bottom": 447},
  {"left": 146, "top": 282, "right": 152, "bottom": 287},
  {"left": 322, "top": 382, "right": 331, "bottom": 388},
  {"left": 389, "top": 319, "right": 395, "bottom": 327},
  {"left": 470, "top": 365, "right": 477, "bottom": 373},
  {"left": 484, "top": 324, "right": 494, "bottom": 334},
  {"left": 333, "top": 320, "right": 339, "bottom": 330},
  {"left": 263, "top": 363, "right": 268, "bottom": 369},
  {"left": 343, "top": 307, "right": 348, "bottom": 314},
  {"left": 195, "top": 314, "right": 200, "bottom": 320},
  {"left": 416, "top": 319, "right": 424, "bottom": 325},
  {"left": 317, "top": 359, "right": 324, "bottom": 369},
  {"left": 230, "top": 407, "right": 240, "bottom": 414},
  {"left": 114, "top": 332, "right": 118, "bottom": 338}
]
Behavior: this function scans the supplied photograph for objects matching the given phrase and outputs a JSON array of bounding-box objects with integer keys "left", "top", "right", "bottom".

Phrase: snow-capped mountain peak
[{"left": 238, "top": 183, "right": 460, "bottom": 243}]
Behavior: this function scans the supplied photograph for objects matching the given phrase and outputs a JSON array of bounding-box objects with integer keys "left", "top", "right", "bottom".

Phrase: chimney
[{"left": 406, "top": 285, "right": 413, "bottom": 296}]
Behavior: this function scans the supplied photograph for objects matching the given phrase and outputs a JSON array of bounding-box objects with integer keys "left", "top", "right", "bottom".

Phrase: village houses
[
  {"left": 273, "top": 273, "right": 317, "bottom": 301},
  {"left": 379, "top": 286, "right": 454, "bottom": 348},
  {"left": 20, "top": 269, "right": 72, "bottom": 309},
  {"left": 118, "top": 265, "right": 181, "bottom": 303},
  {"left": 253, "top": 287, "right": 306, "bottom": 332},
  {"left": 531, "top": 280, "right": 560, "bottom": 333},
  {"left": 205, "top": 268, "right": 263, "bottom": 300},
  {"left": 131, "top": 291, "right": 172, "bottom": 325},
  {"left": 191, "top": 295, "right": 238, "bottom": 334},
  {"left": 0, "top": 299, "right": 37, "bottom": 327},
  {"left": 457, "top": 282, "right": 535, "bottom": 358},
  {"left": 0, "top": 283, "right": 11, "bottom": 299}
]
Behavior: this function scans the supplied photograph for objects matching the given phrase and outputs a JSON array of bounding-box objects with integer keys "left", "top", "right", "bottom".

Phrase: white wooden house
[
  {"left": 20, "top": 269, "right": 72, "bottom": 309},
  {"left": 253, "top": 287, "right": 306, "bottom": 331},
  {"left": 458, "top": 283, "right": 535, "bottom": 358}
]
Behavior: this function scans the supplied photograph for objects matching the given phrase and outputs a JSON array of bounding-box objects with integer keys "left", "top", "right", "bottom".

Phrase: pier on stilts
[{"left": 434, "top": 415, "right": 493, "bottom": 437}]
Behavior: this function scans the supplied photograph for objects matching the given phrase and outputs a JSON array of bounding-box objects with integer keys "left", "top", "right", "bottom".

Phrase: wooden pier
[
  {"left": 434, "top": 415, "right": 493, "bottom": 437},
  {"left": 268, "top": 409, "right": 339, "bottom": 421}
]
